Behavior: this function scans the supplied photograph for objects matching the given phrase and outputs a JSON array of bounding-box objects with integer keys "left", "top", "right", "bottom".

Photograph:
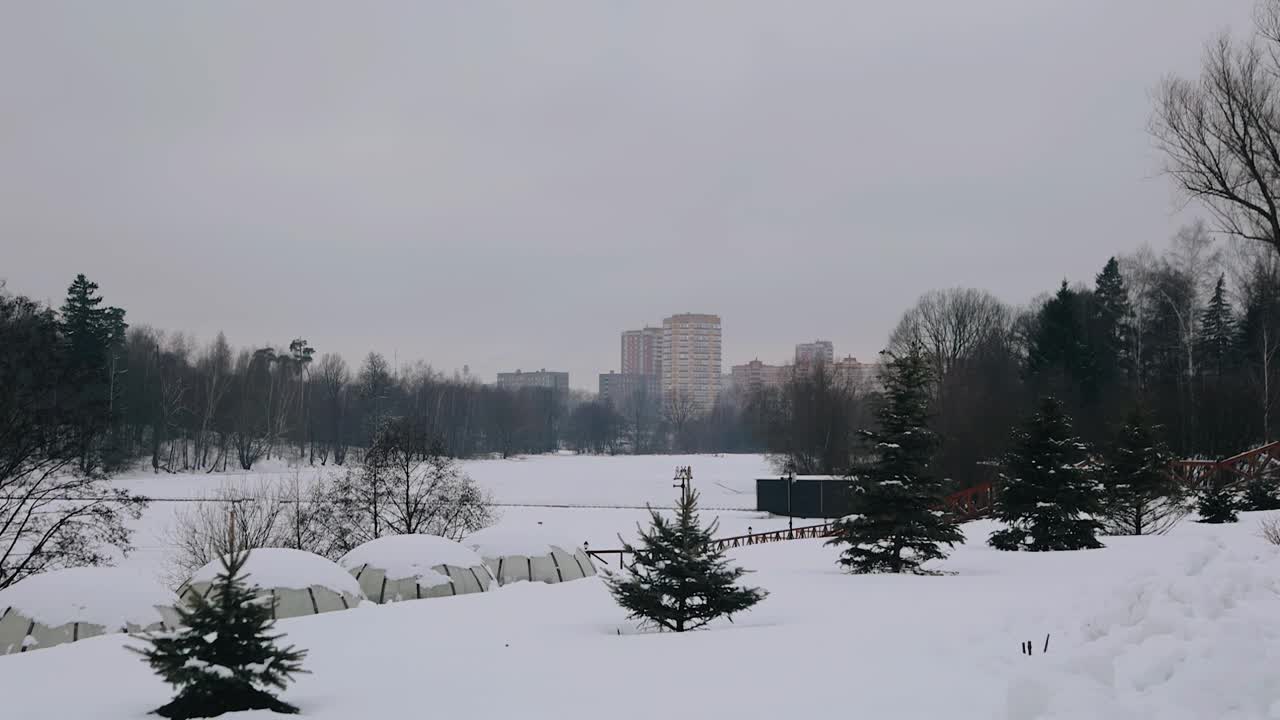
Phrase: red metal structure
[
  {"left": 943, "top": 482, "right": 995, "bottom": 521},
  {"left": 1170, "top": 440, "right": 1280, "bottom": 492}
]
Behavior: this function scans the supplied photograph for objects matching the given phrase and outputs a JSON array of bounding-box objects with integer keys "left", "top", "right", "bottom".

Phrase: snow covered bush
[
  {"left": 132, "top": 550, "right": 308, "bottom": 718},
  {"left": 606, "top": 488, "right": 765, "bottom": 632},
  {"left": 1258, "top": 515, "right": 1280, "bottom": 545}
]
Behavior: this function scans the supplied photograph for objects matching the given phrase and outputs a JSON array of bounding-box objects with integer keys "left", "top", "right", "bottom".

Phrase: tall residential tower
[{"left": 660, "top": 313, "right": 722, "bottom": 412}]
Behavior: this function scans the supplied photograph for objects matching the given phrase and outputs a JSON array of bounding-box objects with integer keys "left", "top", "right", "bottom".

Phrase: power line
[{"left": 0, "top": 495, "right": 754, "bottom": 512}]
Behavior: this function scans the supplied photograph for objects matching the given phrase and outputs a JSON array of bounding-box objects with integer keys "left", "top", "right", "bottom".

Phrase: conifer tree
[
  {"left": 58, "top": 274, "right": 128, "bottom": 472},
  {"left": 1092, "top": 257, "right": 1134, "bottom": 383},
  {"left": 1198, "top": 274, "right": 1236, "bottom": 377},
  {"left": 1029, "top": 282, "right": 1097, "bottom": 403},
  {"left": 825, "top": 347, "right": 963, "bottom": 574},
  {"left": 1241, "top": 475, "right": 1280, "bottom": 511},
  {"left": 133, "top": 551, "right": 308, "bottom": 718},
  {"left": 1100, "top": 408, "right": 1184, "bottom": 536},
  {"left": 989, "top": 397, "right": 1103, "bottom": 551},
  {"left": 1195, "top": 476, "right": 1240, "bottom": 523},
  {"left": 606, "top": 488, "right": 765, "bottom": 632}
]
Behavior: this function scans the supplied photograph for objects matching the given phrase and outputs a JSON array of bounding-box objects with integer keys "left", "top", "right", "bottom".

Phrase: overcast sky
[{"left": 0, "top": 1, "right": 1260, "bottom": 389}]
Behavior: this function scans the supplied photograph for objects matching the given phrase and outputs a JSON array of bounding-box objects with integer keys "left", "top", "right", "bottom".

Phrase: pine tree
[
  {"left": 1100, "top": 407, "right": 1184, "bottom": 536},
  {"left": 1196, "top": 477, "right": 1240, "bottom": 523},
  {"left": 606, "top": 489, "right": 765, "bottom": 632},
  {"left": 1092, "top": 257, "right": 1134, "bottom": 383},
  {"left": 825, "top": 347, "right": 963, "bottom": 574},
  {"left": 132, "top": 551, "right": 308, "bottom": 718},
  {"left": 1198, "top": 274, "right": 1235, "bottom": 377},
  {"left": 1029, "top": 282, "right": 1097, "bottom": 402},
  {"left": 990, "top": 397, "right": 1103, "bottom": 551},
  {"left": 58, "top": 274, "right": 128, "bottom": 471}
]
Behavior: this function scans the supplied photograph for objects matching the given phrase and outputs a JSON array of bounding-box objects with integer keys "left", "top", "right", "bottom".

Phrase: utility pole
[
  {"left": 228, "top": 500, "right": 239, "bottom": 553},
  {"left": 673, "top": 466, "right": 692, "bottom": 504}
]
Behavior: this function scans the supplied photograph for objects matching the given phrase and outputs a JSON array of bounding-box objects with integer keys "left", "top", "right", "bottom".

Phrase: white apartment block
[{"left": 660, "top": 313, "right": 722, "bottom": 412}]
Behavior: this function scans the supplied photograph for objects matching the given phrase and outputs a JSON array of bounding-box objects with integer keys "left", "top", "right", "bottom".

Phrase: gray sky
[{"left": 0, "top": 1, "right": 1259, "bottom": 389}]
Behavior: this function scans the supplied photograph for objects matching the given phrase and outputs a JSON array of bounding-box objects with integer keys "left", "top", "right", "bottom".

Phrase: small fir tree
[
  {"left": 132, "top": 551, "right": 308, "bottom": 719},
  {"left": 1100, "top": 408, "right": 1184, "bottom": 536},
  {"left": 606, "top": 488, "right": 765, "bottom": 632},
  {"left": 1242, "top": 475, "right": 1280, "bottom": 511},
  {"left": 1196, "top": 477, "right": 1241, "bottom": 523},
  {"left": 990, "top": 397, "right": 1103, "bottom": 551},
  {"left": 825, "top": 347, "right": 963, "bottom": 574}
]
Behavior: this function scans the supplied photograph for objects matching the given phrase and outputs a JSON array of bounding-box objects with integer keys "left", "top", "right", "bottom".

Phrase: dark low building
[{"left": 756, "top": 476, "right": 856, "bottom": 519}]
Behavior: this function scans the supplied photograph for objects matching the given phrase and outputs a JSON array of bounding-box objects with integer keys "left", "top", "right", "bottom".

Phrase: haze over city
[{"left": 0, "top": 0, "right": 1258, "bottom": 389}]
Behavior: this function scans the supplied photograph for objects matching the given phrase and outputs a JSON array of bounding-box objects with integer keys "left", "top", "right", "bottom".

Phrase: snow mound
[
  {"left": 464, "top": 525, "right": 584, "bottom": 557},
  {"left": 1006, "top": 537, "right": 1280, "bottom": 720},
  {"left": 0, "top": 567, "right": 176, "bottom": 629},
  {"left": 190, "top": 549, "right": 362, "bottom": 597},
  {"left": 338, "top": 535, "right": 487, "bottom": 587}
]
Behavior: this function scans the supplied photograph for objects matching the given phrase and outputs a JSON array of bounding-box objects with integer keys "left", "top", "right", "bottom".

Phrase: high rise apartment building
[
  {"left": 795, "top": 340, "right": 835, "bottom": 366},
  {"left": 620, "top": 327, "right": 663, "bottom": 378},
  {"left": 660, "top": 313, "right": 722, "bottom": 411}
]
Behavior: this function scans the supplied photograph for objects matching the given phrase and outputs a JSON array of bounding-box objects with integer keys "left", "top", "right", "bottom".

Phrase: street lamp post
[{"left": 785, "top": 470, "right": 795, "bottom": 537}]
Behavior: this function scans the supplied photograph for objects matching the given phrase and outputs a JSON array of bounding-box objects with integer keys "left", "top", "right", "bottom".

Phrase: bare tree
[
  {"left": 663, "top": 391, "right": 701, "bottom": 450},
  {"left": 162, "top": 480, "right": 289, "bottom": 588},
  {"left": 231, "top": 350, "right": 270, "bottom": 470},
  {"left": 621, "top": 383, "right": 658, "bottom": 454},
  {"left": 163, "top": 473, "right": 340, "bottom": 586},
  {"left": 1151, "top": 6, "right": 1280, "bottom": 253},
  {"left": 195, "top": 332, "right": 232, "bottom": 470},
  {"left": 1120, "top": 244, "right": 1161, "bottom": 391},
  {"left": 313, "top": 421, "right": 494, "bottom": 554},
  {"left": 888, "top": 288, "right": 1011, "bottom": 398},
  {"left": 382, "top": 449, "right": 495, "bottom": 539},
  {"left": 314, "top": 353, "right": 350, "bottom": 465}
]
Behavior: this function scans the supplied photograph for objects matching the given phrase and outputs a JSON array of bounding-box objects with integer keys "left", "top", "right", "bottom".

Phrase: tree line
[
  {"left": 3, "top": 274, "right": 587, "bottom": 477},
  {"left": 751, "top": 227, "right": 1280, "bottom": 488}
]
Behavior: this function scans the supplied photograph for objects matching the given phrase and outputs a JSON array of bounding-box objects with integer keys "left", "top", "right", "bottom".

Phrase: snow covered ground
[
  {"left": 4, "top": 454, "right": 1280, "bottom": 719},
  {"left": 112, "top": 453, "right": 789, "bottom": 576}
]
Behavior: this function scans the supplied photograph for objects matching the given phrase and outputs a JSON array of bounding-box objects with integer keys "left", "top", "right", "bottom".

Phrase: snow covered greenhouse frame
[
  {"left": 178, "top": 548, "right": 365, "bottom": 619},
  {"left": 339, "top": 534, "right": 496, "bottom": 603},
  {"left": 0, "top": 567, "right": 182, "bottom": 655},
  {"left": 465, "top": 526, "right": 597, "bottom": 585}
]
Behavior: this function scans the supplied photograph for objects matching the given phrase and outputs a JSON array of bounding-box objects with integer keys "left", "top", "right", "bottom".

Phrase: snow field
[
  {"left": 111, "top": 453, "right": 788, "bottom": 578},
  {"left": 3, "top": 513, "right": 1279, "bottom": 718},
  {"left": 3, "top": 454, "right": 1278, "bottom": 719}
]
